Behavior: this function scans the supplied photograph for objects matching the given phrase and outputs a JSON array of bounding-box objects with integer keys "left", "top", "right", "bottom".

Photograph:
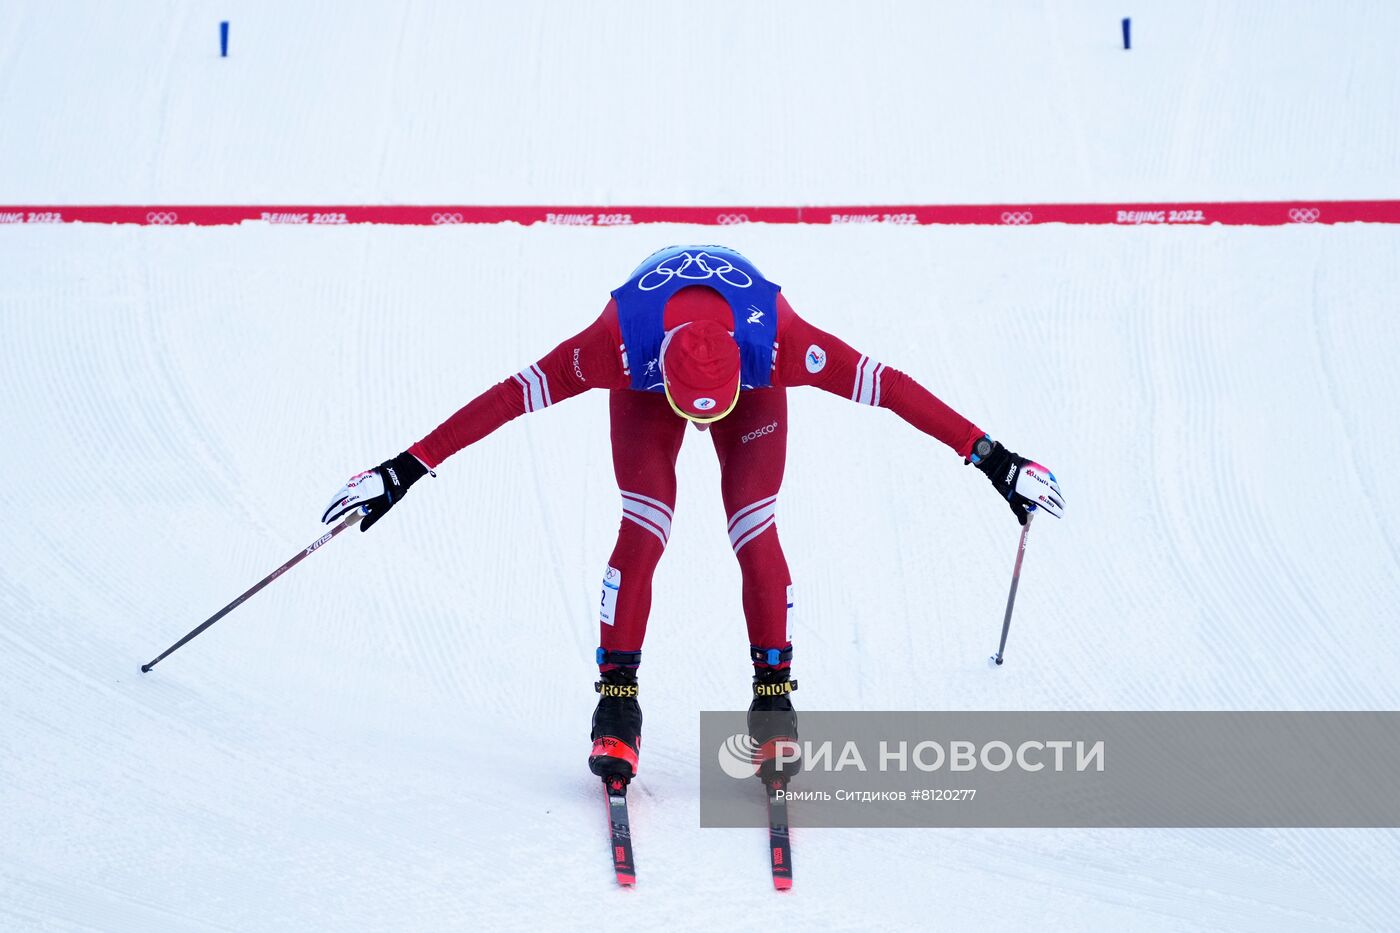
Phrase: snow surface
[
  {"left": 4, "top": 3, "right": 1400, "bottom": 932},
  {"left": 5, "top": 222, "right": 1400, "bottom": 932}
]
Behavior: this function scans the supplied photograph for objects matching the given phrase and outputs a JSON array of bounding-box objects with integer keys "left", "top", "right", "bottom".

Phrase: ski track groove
[{"left": 1307, "top": 240, "right": 1400, "bottom": 583}]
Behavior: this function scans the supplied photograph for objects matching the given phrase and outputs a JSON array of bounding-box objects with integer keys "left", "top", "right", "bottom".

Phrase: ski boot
[
  {"left": 589, "top": 649, "right": 642, "bottom": 784},
  {"left": 748, "top": 645, "right": 799, "bottom": 785}
]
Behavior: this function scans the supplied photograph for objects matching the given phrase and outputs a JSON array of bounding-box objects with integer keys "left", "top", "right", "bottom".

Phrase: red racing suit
[{"left": 408, "top": 287, "right": 984, "bottom": 668}]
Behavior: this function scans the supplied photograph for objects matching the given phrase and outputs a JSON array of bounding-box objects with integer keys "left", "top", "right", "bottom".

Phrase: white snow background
[{"left": 2, "top": 2, "right": 1400, "bottom": 931}]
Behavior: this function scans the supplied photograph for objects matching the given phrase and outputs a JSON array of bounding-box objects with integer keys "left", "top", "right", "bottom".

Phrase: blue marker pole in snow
[
  {"left": 1122, "top": 17, "right": 1131, "bottom": 50},
  {"left": 220, "top": 21, "right": 229, "bottom": 57}
]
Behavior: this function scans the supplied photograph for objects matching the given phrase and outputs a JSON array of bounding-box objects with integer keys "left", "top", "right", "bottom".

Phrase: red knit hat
[{"left": 659, "top": 320, "right": 741, "bottom": 420}]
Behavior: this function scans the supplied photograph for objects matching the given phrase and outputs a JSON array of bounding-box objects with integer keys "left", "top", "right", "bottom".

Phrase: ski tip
[
  {"left": 616, "top": 872, "right": 636, "bottom": 886},
  {"left": 773, "top": 876, "right": 793, "bottom": 891}
]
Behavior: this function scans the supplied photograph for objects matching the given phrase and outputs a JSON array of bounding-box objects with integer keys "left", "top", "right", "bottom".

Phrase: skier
[{"left": 322, "top": 245, "right": 1063, "bottom": 788}]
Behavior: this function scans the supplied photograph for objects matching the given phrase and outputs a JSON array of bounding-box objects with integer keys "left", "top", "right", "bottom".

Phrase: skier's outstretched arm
[
  {"left": 776, "top": 297, "right": 1063, "bottom": 525},
  {"left": 322, "top": 307, "right": 624, "bottom": 530}
]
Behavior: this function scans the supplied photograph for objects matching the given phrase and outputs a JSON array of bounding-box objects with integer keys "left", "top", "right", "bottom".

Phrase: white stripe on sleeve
[
  {"left": 513, "top": 366, "right": 553, "bottom": 413},
  {"left": 531, "top": 363, "right": 553, "bottom": 408},
  {"left": 852, "top": 356, "right": 883, "bottom": 406},
  {"left": 512, "top": 373, "right": 531, "bottom": 412}
]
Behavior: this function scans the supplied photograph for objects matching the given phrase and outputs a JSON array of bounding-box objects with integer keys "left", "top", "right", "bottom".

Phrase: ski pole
[
  {"left": 141, "top": 508, "right": 364, "bottom": 673},
  {"left": 990, "top": 512, "right": 1034, "bottom": 667}
]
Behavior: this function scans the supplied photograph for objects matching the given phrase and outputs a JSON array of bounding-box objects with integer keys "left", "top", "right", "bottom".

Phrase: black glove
[
  {"left": 322, "top": 450, "right": 431, "bottom": 531},
  {"left": 967, "top": 435, "right": 1064, "bottom": 526}
]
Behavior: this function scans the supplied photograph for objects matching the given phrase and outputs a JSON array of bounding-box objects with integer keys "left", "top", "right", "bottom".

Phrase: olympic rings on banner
[
  {"left": 431, "top": 212, "right": 464, "bottom": 225},
  {"left": 1000, "top": 212, "right": 1033, "bottom": 225},
  {"left": 146, "top": 212, "right": 178, "bottom": 225},
  {"left": 1288, "top": 208, "right": 1320, "bottom": 224},
  {"left": 716, "top": 214, "right": 749, "bottom": 225}
]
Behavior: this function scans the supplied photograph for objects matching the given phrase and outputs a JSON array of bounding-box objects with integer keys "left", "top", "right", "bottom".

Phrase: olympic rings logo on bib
[
  {"left": 639, "top": 250, "right": 754, "bottom": 292},
  {"left": 146, "top": 212, "right": 178, "bottom": 225}
]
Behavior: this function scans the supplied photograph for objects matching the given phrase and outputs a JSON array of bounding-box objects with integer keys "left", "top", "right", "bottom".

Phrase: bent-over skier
[{"left": 322, "top": 245, "right": 1064, "bottom": 789}]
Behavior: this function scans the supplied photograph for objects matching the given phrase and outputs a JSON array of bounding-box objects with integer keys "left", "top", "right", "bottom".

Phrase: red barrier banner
[{"left": 2, "top": 201, "right": 1398, "bottom": 227}]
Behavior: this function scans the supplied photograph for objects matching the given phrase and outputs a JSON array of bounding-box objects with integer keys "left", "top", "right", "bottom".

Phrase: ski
[
  {"left": 766, "top": 779, "right": 793, "bottom": 890},
  {"left": 603, "top": 776, "right": 636, "bottom": 886}
]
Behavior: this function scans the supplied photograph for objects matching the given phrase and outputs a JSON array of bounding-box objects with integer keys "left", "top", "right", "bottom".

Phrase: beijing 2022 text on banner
[
  {"left": 4, "top": 200, "right": 1400, "bottom": 227},
  {"left": 700, "top": 712, "right": 1400, "bottom": 828}
]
